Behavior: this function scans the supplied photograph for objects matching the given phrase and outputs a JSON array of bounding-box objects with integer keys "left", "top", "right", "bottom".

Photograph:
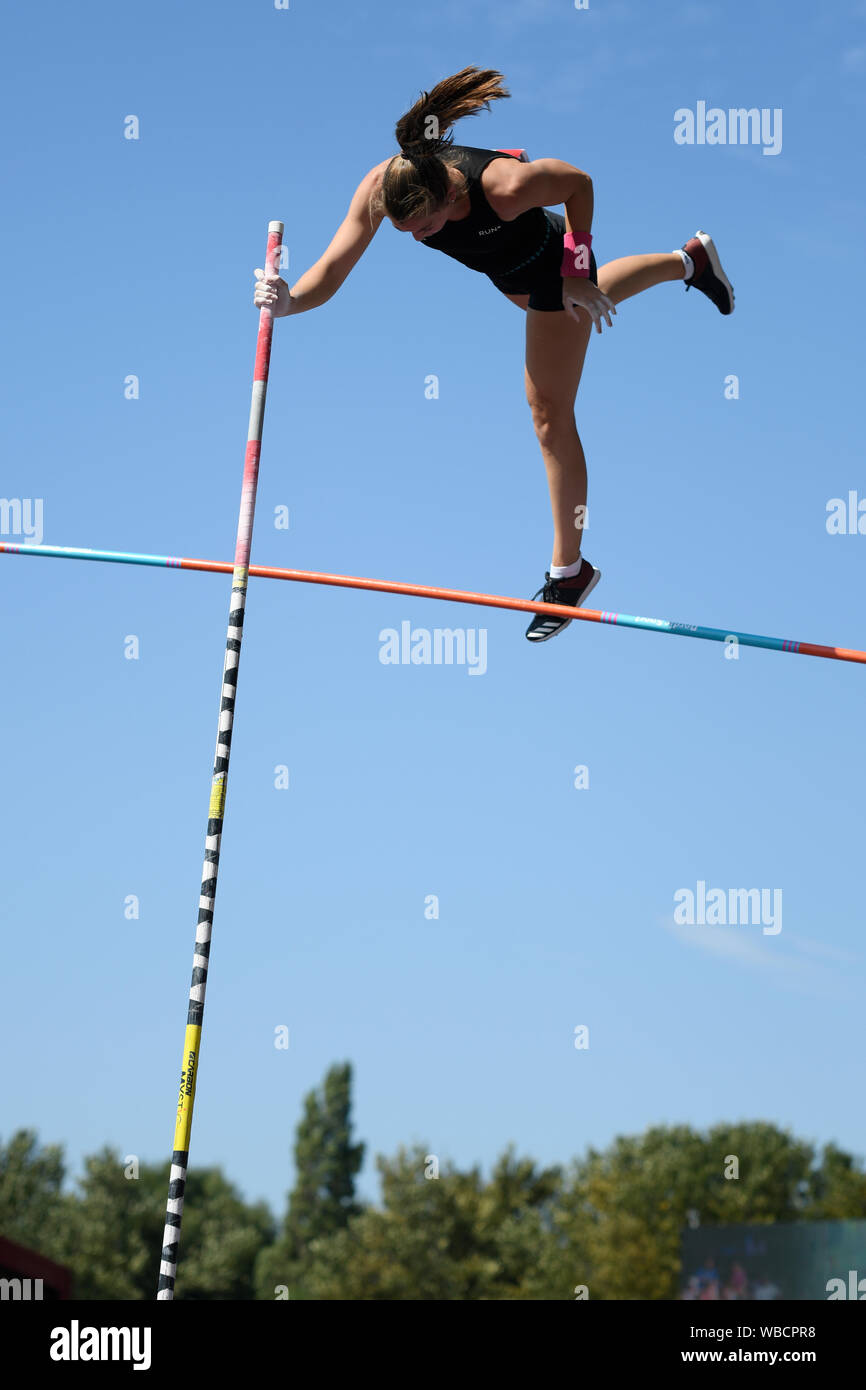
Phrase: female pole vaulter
[{"left": 254, "top": 67, "right": 734, "bottom": 642}]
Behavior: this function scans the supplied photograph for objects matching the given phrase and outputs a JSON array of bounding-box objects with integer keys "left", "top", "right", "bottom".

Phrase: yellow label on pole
[
  {"left": 209, "top": 774, "right": 226, "bottom": 820},
  {"left": 173, "top": 1024, "right": 202, "bottom": 1151}
]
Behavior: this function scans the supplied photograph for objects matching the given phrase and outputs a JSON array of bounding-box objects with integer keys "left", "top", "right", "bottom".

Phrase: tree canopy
[{"left": 2, "top": 1067, "right": 864, "bottom": 1299}]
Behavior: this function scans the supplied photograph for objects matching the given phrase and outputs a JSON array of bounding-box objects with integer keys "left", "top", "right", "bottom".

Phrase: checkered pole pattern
[{"left": 155, "top": 220, "right": 284, "bottom": 1300}]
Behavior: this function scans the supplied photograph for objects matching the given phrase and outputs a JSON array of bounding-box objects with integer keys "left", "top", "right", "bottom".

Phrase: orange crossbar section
[
  {"left": 182, "top": 556, "right": 603, "bottom": 621},
  {"left": 173, "top": 557, "right": 866, "bottom": 665},
  {"left": 4, "top": 544, "right": 863, "bottom": 664}
]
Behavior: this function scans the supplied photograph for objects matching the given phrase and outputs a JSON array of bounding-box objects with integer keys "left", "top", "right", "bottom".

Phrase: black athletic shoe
[
  {"left": 682, "top": 231, "right": 734, "bottom": 315},
  {"left": 525, "top": 558, "right": 601, "bottom": 642}
]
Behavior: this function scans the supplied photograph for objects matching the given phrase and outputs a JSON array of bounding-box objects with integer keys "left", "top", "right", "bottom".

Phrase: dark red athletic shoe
[
  {"left": 682, "top": 231, "right": 734, "bottom": 315},
  {"left": 525, "top": 558, "right": 601, "bottom": 643}
]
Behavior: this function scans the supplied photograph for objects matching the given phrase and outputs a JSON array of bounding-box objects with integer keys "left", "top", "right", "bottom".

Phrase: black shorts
[{"left": 489, "top": 209, "right": 598, "bottom": 311}]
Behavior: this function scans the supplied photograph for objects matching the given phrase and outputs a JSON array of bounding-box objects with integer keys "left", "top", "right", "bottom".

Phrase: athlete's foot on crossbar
[{"left": 525, "top": 558, "right": 601, "bottom": 642}]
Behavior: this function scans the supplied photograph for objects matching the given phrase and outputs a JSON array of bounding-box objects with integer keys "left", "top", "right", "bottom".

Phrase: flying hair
[{"left": 371, "top": 66, "right": 511, "bottom": 224}]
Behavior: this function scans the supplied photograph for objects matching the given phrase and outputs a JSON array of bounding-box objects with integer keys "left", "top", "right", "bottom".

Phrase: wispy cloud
[
  {"left": 784, "top": 933, "right": 860, "bottom": 966},
  {"left": 659, "top": 916, "right": 859, "bottom": 999}
]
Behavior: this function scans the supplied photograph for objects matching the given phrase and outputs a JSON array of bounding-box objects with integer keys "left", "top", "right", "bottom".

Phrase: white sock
[
  {"left": 675, "top": 248, "right": 695, "bottom": 281},
  {"left": 549, "top": 557, "right": 583, "bottom": 580}
]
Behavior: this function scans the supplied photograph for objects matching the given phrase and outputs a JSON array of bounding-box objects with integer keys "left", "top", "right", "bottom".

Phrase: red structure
[{"left": 0, "top": 1235, "right": 72, "bottom": 1300}]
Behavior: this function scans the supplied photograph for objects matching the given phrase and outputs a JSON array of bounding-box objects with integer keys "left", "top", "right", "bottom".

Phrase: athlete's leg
[
  {"left": 501, "top": 290, "right": 530, "bottom": 311},
  {"left": 596, "top": 252, "right": 684, "bottom": 305},
  {"left": 524, "top": 307, "right": 593, "bottom": 568}
]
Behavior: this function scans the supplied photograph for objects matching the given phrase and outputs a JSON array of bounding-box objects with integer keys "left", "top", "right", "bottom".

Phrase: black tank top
[{"left": 419, "top": 145, "right": 554, "bottom": 280}]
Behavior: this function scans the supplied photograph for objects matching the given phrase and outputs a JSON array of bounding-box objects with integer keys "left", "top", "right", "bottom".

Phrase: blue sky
[{"left": 2, "top": 0, "right": 866, "bottom": 1232}]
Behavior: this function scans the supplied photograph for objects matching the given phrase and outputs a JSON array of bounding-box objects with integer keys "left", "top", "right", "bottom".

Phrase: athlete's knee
[{"left": 526, "top": 391, "right": 577, "bottom": 447}]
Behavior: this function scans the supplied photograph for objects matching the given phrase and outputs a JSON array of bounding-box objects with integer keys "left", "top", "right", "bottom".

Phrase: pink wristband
[{"left": 561, "top": 230, "right": 592, "bottom": 279}]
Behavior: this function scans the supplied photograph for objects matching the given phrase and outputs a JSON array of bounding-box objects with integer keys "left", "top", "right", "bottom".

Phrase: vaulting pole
[
  {"left": 3, "top": 541, "right": 866, "bottom": 666},
  {"left": 153, "top": 219, "right": 283, "bottom": 1298}
]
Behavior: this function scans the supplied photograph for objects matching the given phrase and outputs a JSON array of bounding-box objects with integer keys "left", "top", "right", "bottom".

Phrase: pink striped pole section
[{"left": 157, "top": 220, "right": 284, "bottom": 1300}]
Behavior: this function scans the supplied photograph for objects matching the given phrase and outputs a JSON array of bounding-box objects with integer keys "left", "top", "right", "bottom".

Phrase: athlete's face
[{"left": 391, "top": 205, "right": 450, "bottom": 240}]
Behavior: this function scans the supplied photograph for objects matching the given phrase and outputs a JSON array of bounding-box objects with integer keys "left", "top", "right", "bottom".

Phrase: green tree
[
  {"left": 0, "top": 1128, "right": 72, "bottom": 1262},
  {"left": 6, "top": 1111, "right": 866, "bottom": 1301},
  {"left": 0, "top": 1130, "right": 274, "bottom": 1299},
  {"left": 809, "top": 1143, "right": 866, "bottom": 1219},
  {"left": 562, "top": 1121, "right": 826, "bottom": 1299},
  {"left": 255, "top": 1062, "right": 364, "bottom": 1298},
  {"left": 61, "top": 1150, "right": 273, "bottom": 1299},
  {"left": 292, "top": 1122, "right": 866, "bottom": 1301},
  {"left": 297, "top": 1144, "right": 565, "bottom": 1300}
]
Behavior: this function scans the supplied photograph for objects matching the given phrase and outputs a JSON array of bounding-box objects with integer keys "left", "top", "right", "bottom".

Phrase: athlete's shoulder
[
  {"left": 350, "top": 157, "right": 398, "bottom": 221},
  {"left": 480, "top": 149, "right": 525, "bottom": 193},
  {"left": 479, "top": 153, "right": 544, "bottom": 222},
  {"left": 362, "top": 156, "right": 396, "bottom": 192}
]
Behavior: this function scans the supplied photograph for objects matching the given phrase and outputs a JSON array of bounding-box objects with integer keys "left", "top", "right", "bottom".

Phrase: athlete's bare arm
[
  {"left": 254, "top": 159, "right": 391, "bottom": 315},
  {"left": 482, "top": 157, "right": 594, "bottom": 233}
]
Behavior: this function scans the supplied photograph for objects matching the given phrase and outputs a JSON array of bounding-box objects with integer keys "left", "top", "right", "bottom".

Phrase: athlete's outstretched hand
[
  {"left": 563, "top": 277, "right": 616, "bottom": 333},
  {"left": 253, "top": 268, "right": 293, "bottom": 317}
]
